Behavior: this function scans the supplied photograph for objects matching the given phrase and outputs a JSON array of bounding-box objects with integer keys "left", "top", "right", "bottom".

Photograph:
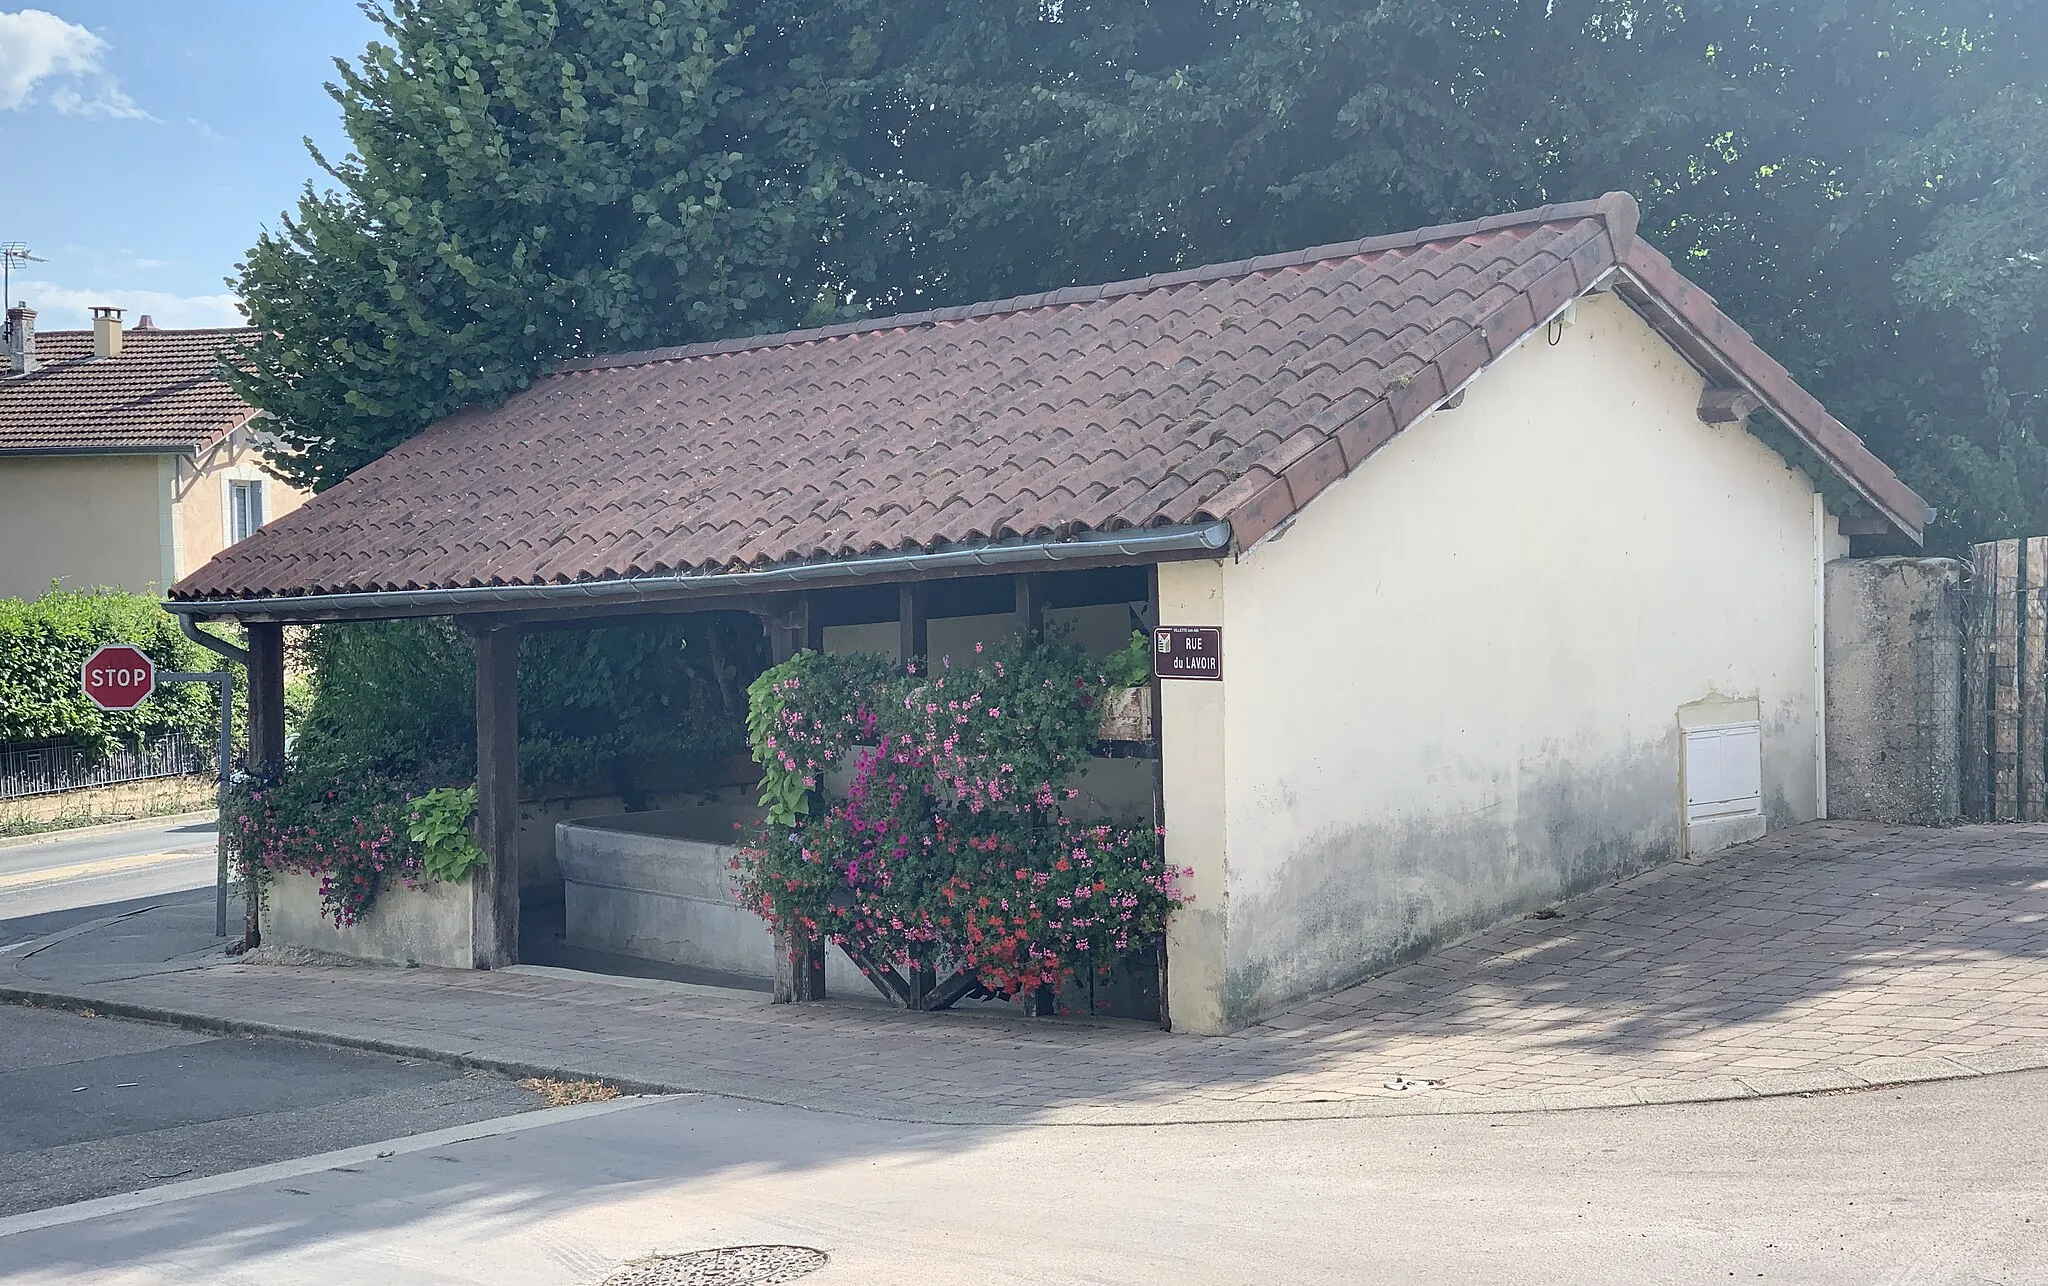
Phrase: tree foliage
[
  {"left": 290, "top": 612, "right": 760, "bottom": 798},
  {"left": 230, "top": 0, "right": 897, "bottom": 490},
  {"left": 0, "top": 588, "right": 220, "bottom": 758},
  {"left": 235, "top": 0, "right": 2048, "bottom": 549}
]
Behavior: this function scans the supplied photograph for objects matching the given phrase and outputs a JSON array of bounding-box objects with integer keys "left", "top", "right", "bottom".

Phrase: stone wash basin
[{"left": 555, "top": 804, "right": 868, "bottom": 993}]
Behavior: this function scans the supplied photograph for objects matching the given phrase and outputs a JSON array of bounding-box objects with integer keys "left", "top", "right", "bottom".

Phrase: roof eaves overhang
[
  {"left": 0, "top": 443, "right": 200, "bottom": 457},
  {"left": 166, "top": 519, "right": 1233, "bottom": 625},
  {"left": 1611, "top": 244, "right": 1930, "bottom": 544}
]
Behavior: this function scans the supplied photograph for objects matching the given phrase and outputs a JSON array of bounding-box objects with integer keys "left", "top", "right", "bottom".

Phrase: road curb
[
  {"left": 6, "top": 980, "right": 2046, "bottom": 1128},
  {"left": 0, "top": 811, "right": 217, "bottom": 851},
  {"left": 0, "top": 982, "right": 688, "bottom": 1100}
]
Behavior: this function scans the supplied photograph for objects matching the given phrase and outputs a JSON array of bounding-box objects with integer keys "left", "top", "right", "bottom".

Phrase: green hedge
[
  {"left": 0, "top": 588, "right": 223, "bottom": 758},
  {"left": 288, "top": 614, "right": 759, "bottom": 798}
]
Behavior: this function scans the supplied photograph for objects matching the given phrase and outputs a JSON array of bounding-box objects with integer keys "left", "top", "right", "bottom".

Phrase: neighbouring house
[
  {"left": 0, "top": 303, "right": 307, "bottom": 601},
  {"left": 167, "top": 193, "right": 1929, "bottom": 1033}
]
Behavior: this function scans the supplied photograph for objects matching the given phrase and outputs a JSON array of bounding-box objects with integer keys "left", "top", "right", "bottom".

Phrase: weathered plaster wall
[
  {"left": 0, "top": 454, "right": 163, "bottom": 598},
  {"left": 1825, "top": 557, "right": 1965, "bottom": 824},
  {"left": 1162, "top": 291, "right": 1843, "bottom": 1032},
  {"left": 171, "top": 431, "right": 311, "bottom": 581},
  {"left": 516, "top": 786, "right": 738, "bottom": 905},
  {"left": 263, "top": 871, "right": 474, "bottom": 969},
  {"left": 1159, "top": 561, "right": 1230, "bottom": 1035},
  {"left": 557, "top": 807, "right": 870, "bottom": 993}
]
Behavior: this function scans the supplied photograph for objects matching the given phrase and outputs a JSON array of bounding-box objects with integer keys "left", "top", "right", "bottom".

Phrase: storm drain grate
[{"left": 598, "top": 1246, "right": 829, "bottom": 1286}]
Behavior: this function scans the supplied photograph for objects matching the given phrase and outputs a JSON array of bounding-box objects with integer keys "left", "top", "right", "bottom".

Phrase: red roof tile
[
  {"left": 0, "top": 326, "right": 257, "bottom": 454},
  {"left": 171, "top": 194, "right": 1926, "bottom": 608}
]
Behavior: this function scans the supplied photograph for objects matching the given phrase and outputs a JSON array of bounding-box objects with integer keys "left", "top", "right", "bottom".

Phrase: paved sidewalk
[{"left": 5, "top": 821, "right": 2048, "bottom": 1125}]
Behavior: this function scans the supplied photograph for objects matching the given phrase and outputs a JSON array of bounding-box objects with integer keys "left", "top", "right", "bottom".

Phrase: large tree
[
  {"left": 234, "top": 1, "right": 2047, "bottom": 549},
  {"left": 230, "top": 0, "right": 908, "bottom": 491},
  {"left": 845, "top": 1, "right": 2048, "bottom": 550}
]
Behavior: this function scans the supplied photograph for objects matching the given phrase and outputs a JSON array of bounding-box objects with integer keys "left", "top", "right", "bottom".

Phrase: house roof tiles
[
  {"left": 170, "top": 193, "right": 1927, "bottom": 609},
  {"left": 0, "top": 326, "right": 257, "bottom": 454}
]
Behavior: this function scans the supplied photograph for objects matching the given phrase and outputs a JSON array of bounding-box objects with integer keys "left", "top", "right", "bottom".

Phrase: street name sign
[
  {"left": 1153, "top": 626, "right": 1222, "bottom": 680},
  {"left": 81, "top": 643, "right": 156, "bottom": 710}
]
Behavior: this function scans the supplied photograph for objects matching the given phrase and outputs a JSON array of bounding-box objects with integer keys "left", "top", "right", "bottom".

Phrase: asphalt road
[
  {"left": 0, "top": 1004, "right": 545, "bottom": 1218},
  {"left": 0, "top": 818, "right": 221, "bottom": 943},
  {"left": 1, "top": 1064, "right": 2042, "bottom": 1283},
  {"left": 0, "top": 820, "right": 548, "bottom": 1220}
]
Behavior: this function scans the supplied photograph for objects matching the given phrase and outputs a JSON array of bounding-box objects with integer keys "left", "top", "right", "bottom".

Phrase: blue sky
[{"left": 0, "top": 2, "right": 378, "bottom": 330}]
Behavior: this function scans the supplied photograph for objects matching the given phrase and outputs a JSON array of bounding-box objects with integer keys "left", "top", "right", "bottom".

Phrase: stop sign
[{"left": 82, "top": 644, "right": 156, "bottom": 711}]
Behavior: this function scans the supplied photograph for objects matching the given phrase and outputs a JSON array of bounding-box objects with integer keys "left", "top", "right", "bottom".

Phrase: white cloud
[
  {"left": 0, "top": 8, "right": 150, "bottom": 120},
  {"left": 11, "top": 279, "right": 244, "bottom": 330}
]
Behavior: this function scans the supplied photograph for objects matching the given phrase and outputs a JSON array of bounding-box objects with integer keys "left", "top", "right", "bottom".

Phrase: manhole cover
[{"left": 599, "top": 1246, "right": 828, "bottom": 1286}]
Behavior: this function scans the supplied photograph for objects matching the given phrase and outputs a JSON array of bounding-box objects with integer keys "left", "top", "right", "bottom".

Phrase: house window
[{"left": 229, "top": 480, "right": 266, "bottom": 543}]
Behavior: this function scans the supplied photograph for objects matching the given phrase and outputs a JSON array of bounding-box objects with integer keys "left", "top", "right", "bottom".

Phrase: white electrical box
[{"left": 1684, "top": 721, "right": 1763, "bottom": 824}]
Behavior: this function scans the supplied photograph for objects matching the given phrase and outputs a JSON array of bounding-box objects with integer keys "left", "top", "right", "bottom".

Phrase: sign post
[
  {"left": 82, "top": 644, "right": 235, "bottom": 938},
  {"left": 162, "top": 672, "right": 235, "bottom": 939}
]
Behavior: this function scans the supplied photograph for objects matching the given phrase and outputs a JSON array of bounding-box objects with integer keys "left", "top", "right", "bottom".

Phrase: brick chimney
[
  {"left": 4, "top": 303, "right": 33, "bottom": 375},
  {"left": 91, "top": 305, "right": 124, "bottom": 358}
]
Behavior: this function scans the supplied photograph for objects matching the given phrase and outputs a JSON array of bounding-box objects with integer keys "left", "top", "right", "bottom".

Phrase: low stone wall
[
  {"left": 1825, "top": 556, "right": 1965, "bottom": 824},
  {"left": 516, "top": 783, "right": 758, "bottom": 903},
  {"left": 261, "top": 870, "right": 474, "bottom": 969},
  {"left": 557, "top": 806, "right": 869, "bottom": 993},
  {"left": 0, "top": 775, "right": 214, "bottom": 832}
]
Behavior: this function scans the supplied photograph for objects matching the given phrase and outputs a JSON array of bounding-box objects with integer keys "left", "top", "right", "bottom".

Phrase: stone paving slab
[{"left": 5, "top": 821, "right": 2048, "bottom": 1125}]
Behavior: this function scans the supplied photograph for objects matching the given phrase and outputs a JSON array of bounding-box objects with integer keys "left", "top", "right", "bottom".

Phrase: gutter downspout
[
  {"left": 165, "top": 520, "right": 1234, "bottom": 621},
  {"left": 180, "top": 614, "right": 251, "bottom": 667}
]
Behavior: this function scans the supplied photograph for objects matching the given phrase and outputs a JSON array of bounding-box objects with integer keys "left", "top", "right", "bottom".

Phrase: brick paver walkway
[{"left": 7, "top": 822, "right": 2048, "bottom": 1124}]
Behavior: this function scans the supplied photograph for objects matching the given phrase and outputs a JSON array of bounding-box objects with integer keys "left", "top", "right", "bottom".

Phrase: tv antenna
[{"left": 1, "top": 243, "right": 44, "bottom": 316}]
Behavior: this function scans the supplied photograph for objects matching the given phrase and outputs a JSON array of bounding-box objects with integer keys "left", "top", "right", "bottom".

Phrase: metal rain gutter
[
  {"left": 178, "top": 613, "right": 250, "bottom": 666},
  {"left": 165, "top": 520, "right": 1233, "bottom": 620}
]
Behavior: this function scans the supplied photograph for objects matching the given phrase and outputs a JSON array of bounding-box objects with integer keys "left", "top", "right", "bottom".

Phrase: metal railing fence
[{"left": 0, "top": 732, "right": 208, "bottom": 801}]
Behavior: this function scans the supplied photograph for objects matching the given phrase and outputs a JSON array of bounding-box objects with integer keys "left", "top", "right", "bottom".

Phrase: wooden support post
[
  {"left": 761, "top": 593, "right": 821, "bottom": 665},
  {"left": 246, "top": 623, "right": 286, "bottom": 777},
  {"left": 772, "top": 927, "right": 826, "bottom": 1002},
  {"left": 1014, "top": 573, "right": 1045, "bottom": 639},
  {"left": 762, "top": 593, "right": 826, "bottom": 1002},
  {"left": 802, "top": 592, "right": 825, "bottom": 654},
  {"left": 898, "top": 582, "right": 928, "bottom": 673},
  {"left": 2025, "top": 539, "right": 2048, "bottom": 822},
  {"left": 763, "top": 610, "right": 794, "bottom": 665},
  {"left": 471, "top": 621, "right": 521, "bottom": 969},
  {"left": 1697, "top": 385, "right": 1761, "bottom": 424},
  {"left": 1995, "top": 540, "right": 2023, "bottom": 821},
  {"left": 243, "top": 622, "right": 287, "bottom": 950}
]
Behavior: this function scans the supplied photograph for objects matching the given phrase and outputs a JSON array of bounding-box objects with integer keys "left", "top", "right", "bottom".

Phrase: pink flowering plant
[
  {"left": 734, "top": 628, "right": 1187, "bottom": 1004},
  {"left": 225, "top": 770, "right": 454, "bottom": 927}
]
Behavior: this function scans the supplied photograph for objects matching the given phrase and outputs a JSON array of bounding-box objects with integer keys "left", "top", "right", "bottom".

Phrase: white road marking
[{"left": 0, "top": 1093, "right": 674, "bottom": 1239}]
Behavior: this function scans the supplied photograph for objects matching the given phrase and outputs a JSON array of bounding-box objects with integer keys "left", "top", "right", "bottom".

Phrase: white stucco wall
[
  {"left": 0, "top": 454, "right": 164, "bottom": 598},
  {"left": 1161, "top": 291, "right": 1850, "bottom": 1032},
  {"left": 173, "top": 429, "right": 311, "bottom": 582},
  {"left": 0, "top": 434, "right": 309, "bottom": 602}
]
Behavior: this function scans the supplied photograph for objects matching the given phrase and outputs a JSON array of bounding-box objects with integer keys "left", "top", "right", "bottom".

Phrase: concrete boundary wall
[{"left": 1824, "top": 557, "right": 1965, "bottom": 825}]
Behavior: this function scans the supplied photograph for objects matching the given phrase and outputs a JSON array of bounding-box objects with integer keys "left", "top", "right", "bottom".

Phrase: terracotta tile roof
[
  {"left": 0, "top": 326, "right": 257, "bottom": 454},
  {"left": 171, "top": 193, "right": 1927, "bottom": 608}
]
